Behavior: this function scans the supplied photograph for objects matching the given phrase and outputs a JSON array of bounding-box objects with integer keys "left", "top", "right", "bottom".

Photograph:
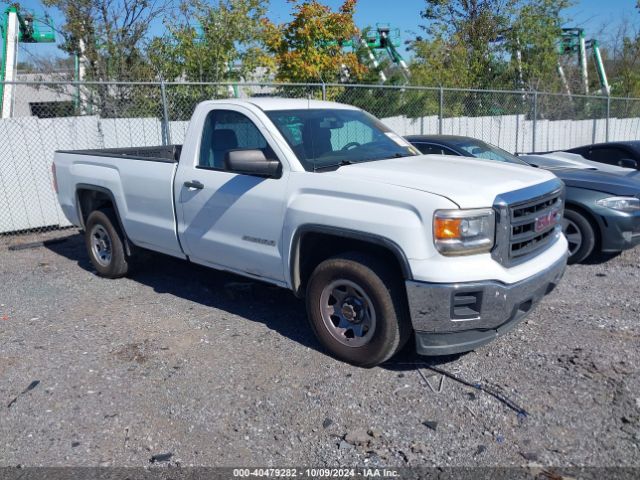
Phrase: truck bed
[
  {"left": 53, "top": 146, "right": 184, "bottom": 259},
  {"left": 56, "top": 145, "right": 183, "bottom": 163}
]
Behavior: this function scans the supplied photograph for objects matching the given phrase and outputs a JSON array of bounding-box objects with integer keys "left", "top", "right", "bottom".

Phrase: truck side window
[{"left": 199, "top": 110, "right": 277, "bottom": 170}]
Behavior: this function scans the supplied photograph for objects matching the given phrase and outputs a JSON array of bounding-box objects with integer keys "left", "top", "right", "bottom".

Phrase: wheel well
[
  {"left": 292, "top": 230, "right": 409, "bottom": 297},
  {"left": 77, "top": 188, "right": 115, "bottom": 226},
  {"left": 77, "top": 187, "right": 134, "bottom": 255},
  {"left": 565, "top": 202, "right": 602, "bottom": 249}
]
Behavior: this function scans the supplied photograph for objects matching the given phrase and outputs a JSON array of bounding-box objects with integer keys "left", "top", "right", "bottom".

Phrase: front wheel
[
  {"left": 562, "top": 209, "right": 596, "bottom": 264},
  {"left": 305, "top": 252, "right": 411, "bottom": 367}
]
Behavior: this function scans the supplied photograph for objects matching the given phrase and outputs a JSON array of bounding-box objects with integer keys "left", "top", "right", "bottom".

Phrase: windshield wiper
[
  {"left": 314, "top": 153, "right": 415, "bottom": 172},
  {"left": 314, "top": 160, "right": 355, "bottom": 172}
]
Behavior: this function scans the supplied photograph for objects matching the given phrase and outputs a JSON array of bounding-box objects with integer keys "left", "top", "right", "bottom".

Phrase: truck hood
[{"left": 333, "top": 155, "right": 557, "bottom": 208}]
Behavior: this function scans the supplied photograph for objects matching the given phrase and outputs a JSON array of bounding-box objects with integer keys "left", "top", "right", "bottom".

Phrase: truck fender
[{"left": 288, "top": 224, "right": 413, "bottom": 297}]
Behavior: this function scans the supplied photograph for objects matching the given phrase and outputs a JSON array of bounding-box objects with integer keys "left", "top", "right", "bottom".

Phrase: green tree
[
  {"left": 261, "top": 0, "right": 367, "bottom": 84},
  {"left": 43, "top": 0, "right": 172, "bottom": 82},
  {"left": 410, "top": 34, "right": 479, "bottom": 89},
  {"left": 41, "top": 0, "right": 175, "bottom": 117},
  {"left": 613, "top": 7, "right": 640, "bottom": 97},
  {"left": 503, "top": 0, "right": 570, "bottom": 92},
  {"left": 609, "top": 33, "right": 640, "bottom": 98},
  {"left": 410, "top": 0, "right": 572, "bottom": 94},
  {"left": 147, "top": 0, "right": 269, "bottom": 119},
  {"left": 148, "top": 0, "right": 268, "bottom": 83},
  {"left": 414, "top": 0, "right": 515, "bottom": 89}
]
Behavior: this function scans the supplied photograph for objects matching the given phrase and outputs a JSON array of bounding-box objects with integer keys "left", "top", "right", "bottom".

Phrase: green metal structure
[
  {"left": 1, "top": 4, "right": 55, "bottom": 117},
  {"left": 558, "top": 28, "right": 610, "bottom": 96},
  {"left": 361, "top": 24, "right": 410, "bottom": 83},
  {"left": 324, "top": 24, "right": 411, "bottom": 84}
]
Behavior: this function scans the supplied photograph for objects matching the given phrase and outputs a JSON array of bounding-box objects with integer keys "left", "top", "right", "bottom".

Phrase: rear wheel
[
  {"left": 85, "top": 208, "right": 129, "bottom": 278},
  {"left": 305, "top": 252, "right": 411, "bottom": 367},
  {"left": 562, "top": 208, "right": 596, "bottom": 264}
]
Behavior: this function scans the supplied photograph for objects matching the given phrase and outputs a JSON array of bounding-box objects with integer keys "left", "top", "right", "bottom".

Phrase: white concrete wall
[
  {"left": 0, "top": 116, "right": 101, "bottom": 233},
  {"left": 379, "top": 114, "right": 639, "bottom": 154}
]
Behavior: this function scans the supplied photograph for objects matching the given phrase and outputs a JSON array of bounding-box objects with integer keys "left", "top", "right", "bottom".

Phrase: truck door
[{"left": 175, "top": 106, "right": 289, "bottom": 283}]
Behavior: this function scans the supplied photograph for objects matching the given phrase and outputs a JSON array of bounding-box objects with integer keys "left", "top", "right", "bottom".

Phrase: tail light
[{"left": 52, "top": 162, "right": 58, "bottom": 193}]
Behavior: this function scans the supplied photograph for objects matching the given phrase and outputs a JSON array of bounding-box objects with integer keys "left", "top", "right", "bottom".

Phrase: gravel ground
[{"left": 1, "top": 230, "right": 639, "bottom": 468}]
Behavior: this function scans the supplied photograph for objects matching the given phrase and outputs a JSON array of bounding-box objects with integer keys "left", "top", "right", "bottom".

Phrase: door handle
[{"left": 184, "top": 180, "right": 204, "bottom": 190}]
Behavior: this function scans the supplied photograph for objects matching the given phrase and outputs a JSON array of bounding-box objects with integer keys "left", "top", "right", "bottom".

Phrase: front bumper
[
  {"left": 599, "top": 209, "right": 640, "bottom": 253},
  {"left": 406, "top": 252, "right": 568, "bottom": 356}
]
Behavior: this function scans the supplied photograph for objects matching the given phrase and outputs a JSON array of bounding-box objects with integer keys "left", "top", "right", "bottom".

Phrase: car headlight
[
  {"left": 595, "top": 196, "right": 640, "bottom": 213},
  {"left": 433, "top": 208, "right": 495, "bottom": 255}
]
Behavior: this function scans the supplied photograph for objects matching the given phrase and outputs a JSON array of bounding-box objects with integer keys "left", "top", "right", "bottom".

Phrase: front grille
[
  {"left": 491, "top": 179, "right": 565, "bottom": 267},
  {"left": 508, "top": 191, "right": 563, "bottom": 263}
]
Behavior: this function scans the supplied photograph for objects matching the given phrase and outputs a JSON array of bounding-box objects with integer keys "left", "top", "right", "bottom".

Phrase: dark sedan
[
  {"left": 406, "top": 135, "right": 640, "bottom": 263},
  {"left": 565, "top": 141, "right": 640, "bottom": 170}
]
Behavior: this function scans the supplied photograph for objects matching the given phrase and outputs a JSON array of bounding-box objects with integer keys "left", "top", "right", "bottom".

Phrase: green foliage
[
  {"left": 417, "top": 0, "right": 514, "bottom": 89},
  {"left": 42, "top": 0, "right": 165, "bottom": 82},
  {"left": 410, "top": 34, "right": 481, "bottom": 89},
  {"left": 145, "top": 0, "right": 271, "bottom": 120},
  {"left": 410, "top": 0, "right": 571, "bottom": 92},
  {"left": 41, "top": 0, "right": 171, "bottom": 118},
  {"left": 609, "top": 36, "right": 640, "bottom": 98},
  {"left": 262, "top": 0, "right": 367, "bottom": 83},
  {"left": 148, "top": 0, "right": 268, "bottom": 83},
  {"left": 504, "top": 0, "right": 570, "bottom": 91},
  {"left": 31, "top": 0, "right": 640, "bottom": 122},
  {"left": 603, "top": 7, "right": 640, "bottom": 99}
]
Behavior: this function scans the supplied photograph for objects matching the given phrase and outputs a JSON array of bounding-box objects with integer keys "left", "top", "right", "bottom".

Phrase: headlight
[
  {"left": 596, "top": 196, "right": 640, "bottom": 213},
  {"left": 433, "top": 208, "right": 495, "bottom": 255}
]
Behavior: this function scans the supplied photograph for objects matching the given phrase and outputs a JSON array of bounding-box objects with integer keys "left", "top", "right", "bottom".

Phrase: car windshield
[
  {"left": 451, "top": 138, "right": 529, "bottom": 166},
  {"left": 265, "top": 108, "right": 419, "bottom": 171}
]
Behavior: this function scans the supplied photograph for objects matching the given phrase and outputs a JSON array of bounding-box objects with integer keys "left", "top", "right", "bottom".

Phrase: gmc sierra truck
[{"left": 53, "top": 98, "right": 568, "bottom": 367}]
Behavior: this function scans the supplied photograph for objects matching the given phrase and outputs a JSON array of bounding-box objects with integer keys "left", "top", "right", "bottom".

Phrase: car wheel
[
  {"left": 85, "top": 208, "right": 129, "bottom": 278},
  {"left": 305, "top": 252, "right": 411, "bottom": 367},
  {"left": 562, "top": 209, "right": 596, "bottom": 264}
]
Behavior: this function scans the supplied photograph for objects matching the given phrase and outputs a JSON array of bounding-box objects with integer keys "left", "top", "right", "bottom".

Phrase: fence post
[
  {"left": 531, "top": 91, "right": 538, "bottom": 153},
  {"left": 160, "top": 80, "right": 171, "bottom": 146},
  {"left": 606, "top": 96, "right": 611, "bottom": 142},
  {"left": 321, "top": 83, "right": 327, "bottom": 101},
  {"left": 438, "top": 87, "right": 444, "bottom": 135}
]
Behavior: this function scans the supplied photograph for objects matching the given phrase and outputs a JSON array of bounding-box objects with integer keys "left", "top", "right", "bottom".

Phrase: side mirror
[
  {"left": 618, "top": 158, "right": 638, "bottom": 169},
  {"left": 225, "top": 149, "right": 281, "bottom": 178}
]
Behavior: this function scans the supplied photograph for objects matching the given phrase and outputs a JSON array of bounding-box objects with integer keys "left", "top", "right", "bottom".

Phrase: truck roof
[{"left": 201, "top": 97, "right": 360, "bottom": 112}]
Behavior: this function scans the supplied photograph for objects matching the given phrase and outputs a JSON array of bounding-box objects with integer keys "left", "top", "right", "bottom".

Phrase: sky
[{"left": 10, "top": 0, "right": 640, "bottom": 66}]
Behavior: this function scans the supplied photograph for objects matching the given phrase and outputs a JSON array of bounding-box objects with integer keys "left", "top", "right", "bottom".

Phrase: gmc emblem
[{"left": 535, "top": 209, "right": 560, "bottom": 233}]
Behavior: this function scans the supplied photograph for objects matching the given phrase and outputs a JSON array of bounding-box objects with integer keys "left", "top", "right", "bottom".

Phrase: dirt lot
[{"left": 1, "top": 230, "right": 640, "bottom": 468}]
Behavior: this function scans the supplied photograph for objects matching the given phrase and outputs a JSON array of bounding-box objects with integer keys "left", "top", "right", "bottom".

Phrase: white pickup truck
[{"left": 53, "top": 98, "right": 568, "bottom": 367}]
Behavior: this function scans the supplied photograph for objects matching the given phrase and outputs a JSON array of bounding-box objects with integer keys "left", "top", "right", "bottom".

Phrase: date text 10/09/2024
[{"left": 232, "top": 468, "right": 400, "bottom": 478}]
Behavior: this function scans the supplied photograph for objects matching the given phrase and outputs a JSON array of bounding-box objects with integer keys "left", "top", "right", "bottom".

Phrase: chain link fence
[{"left": 2, "top": 80, "right": 640, "bottom": 237}]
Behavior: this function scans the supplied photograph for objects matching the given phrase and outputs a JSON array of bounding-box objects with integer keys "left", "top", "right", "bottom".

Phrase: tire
[
  {"left": 562, "top": 208, "right": 596, "bottom": 264},
  {"left": 305, "top": 252, "right": 411, "bottom": 367},
  {"left": 84, "top": 208, "right": 129, "bottom": 278}
]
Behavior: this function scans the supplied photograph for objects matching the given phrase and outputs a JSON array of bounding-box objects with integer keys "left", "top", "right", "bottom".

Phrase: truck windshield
[{"left": 265, "top": 109, "right": 419, "bottom": 171}]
